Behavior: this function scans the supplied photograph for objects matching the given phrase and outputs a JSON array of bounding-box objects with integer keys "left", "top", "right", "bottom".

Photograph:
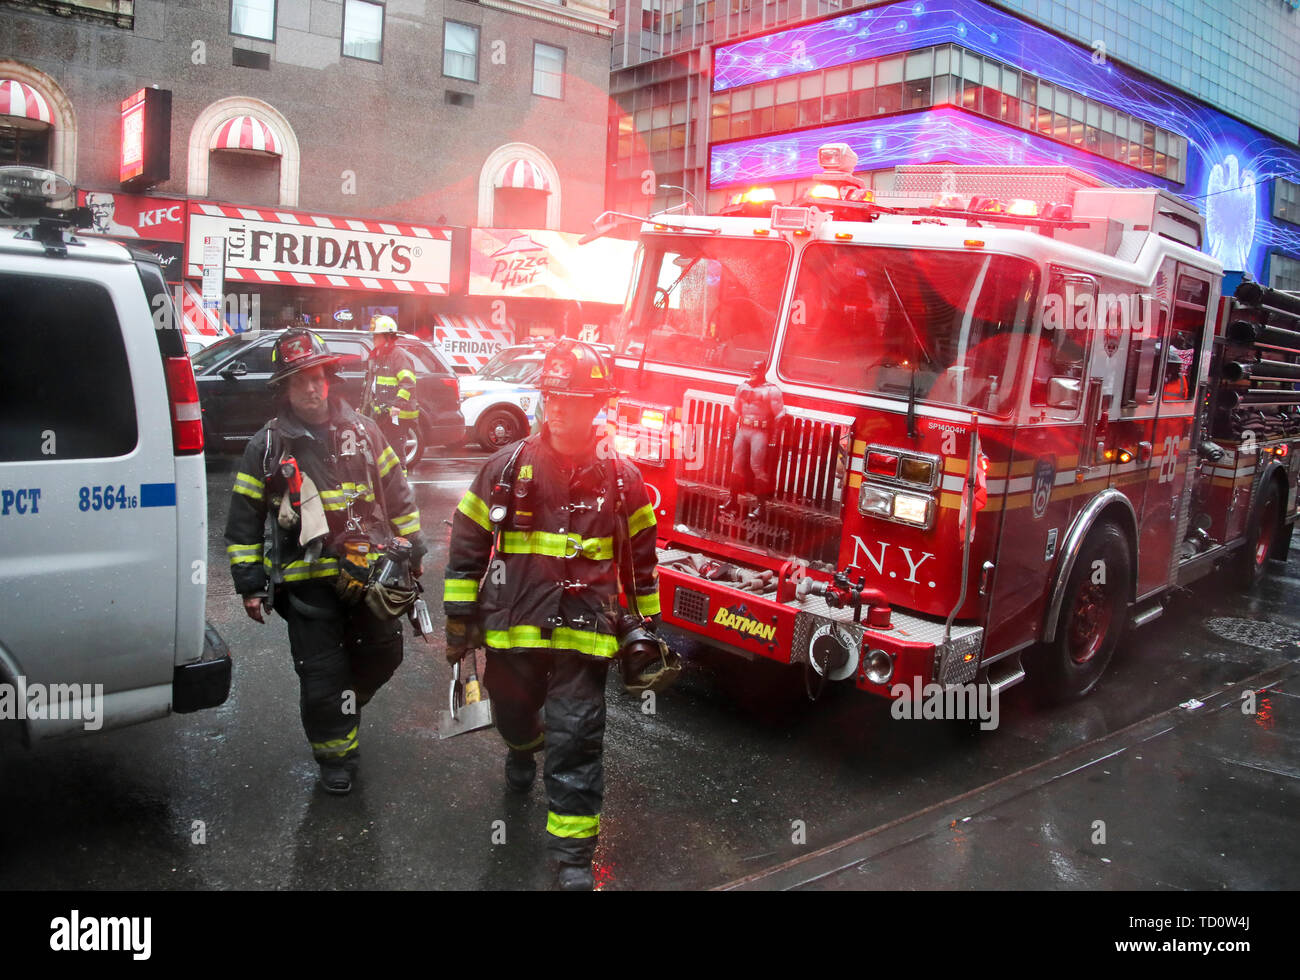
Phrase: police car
[{"left": 0, "top": 167, "right": 231, "bottom": 745}]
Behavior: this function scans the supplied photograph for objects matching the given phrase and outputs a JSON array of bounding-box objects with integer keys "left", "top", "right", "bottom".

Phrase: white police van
[{"left": 0, "top": 167, "right": 231, "bottom": 744}]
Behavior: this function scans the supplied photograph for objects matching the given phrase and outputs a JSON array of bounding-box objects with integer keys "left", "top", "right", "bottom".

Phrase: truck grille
[{"left": 675, "top": 394, "right": 847, "bottom": 565}]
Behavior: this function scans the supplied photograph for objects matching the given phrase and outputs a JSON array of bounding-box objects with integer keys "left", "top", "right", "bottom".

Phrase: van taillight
[
  {"left": 441, "top": 375, "right": 460, "bottom": 399},
  {"left": 164, "top": 356, "right": 204, "bottom": 455}
]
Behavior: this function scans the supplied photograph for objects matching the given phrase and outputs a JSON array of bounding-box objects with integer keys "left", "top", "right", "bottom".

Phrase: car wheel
[
  {"left": 1238, "top": 480, "right": 1282, "bottom": 589},
  {"left": 476, "top": 408, "right": 524, "bottom": 450},
  {"left": 1035, "top": 521, "right": 1131, "bottom": 703},
  {"left": 399, "top": 425, "right": 422, "bottom": 468}
]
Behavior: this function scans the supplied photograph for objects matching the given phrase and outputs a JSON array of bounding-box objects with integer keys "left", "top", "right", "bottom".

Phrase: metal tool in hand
[{"left": 437, "top": 653, "right": 494, "bottom": 739}]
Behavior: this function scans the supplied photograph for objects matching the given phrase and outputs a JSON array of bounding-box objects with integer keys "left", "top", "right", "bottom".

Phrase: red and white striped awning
[
  {"left": 0, "top": 79, "right": 53, "bottom": 124},
  {"left": 211, "top": 115, "right": 281, "bottom": 155},
  {"left": 495, "top": 158, "right": 551, "bottom": 193}
]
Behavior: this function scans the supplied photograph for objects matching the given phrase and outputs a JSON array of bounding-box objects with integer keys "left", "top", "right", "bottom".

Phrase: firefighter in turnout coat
[
  {"left": 226, "top": 329, "right": 427, "bottom": 795},
  {"left": 443, "top": 340, "right": 660, "bottom": 890},
  {"left": 362, "top": 314, "right": 421, "bottom": 462}
]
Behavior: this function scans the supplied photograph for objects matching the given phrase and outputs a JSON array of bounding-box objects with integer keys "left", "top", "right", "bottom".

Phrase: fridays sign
[{"left": 185, "top": 202, "right": 452, "bottom": 294}]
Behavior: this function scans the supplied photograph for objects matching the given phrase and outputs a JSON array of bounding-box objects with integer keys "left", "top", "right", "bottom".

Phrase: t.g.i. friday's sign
[{"left": 185, "top": 202, "right": 452, "bottom": 294}]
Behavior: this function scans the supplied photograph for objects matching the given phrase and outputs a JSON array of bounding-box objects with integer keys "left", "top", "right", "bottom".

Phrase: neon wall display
[{"left": 709, "top": 0, "right": 1300, "bottom": 277}]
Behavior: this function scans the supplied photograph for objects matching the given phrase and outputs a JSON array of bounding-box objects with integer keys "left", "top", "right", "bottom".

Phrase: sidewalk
[{"left": 723, "top": 659, "right": 1299, "bottom": 890}]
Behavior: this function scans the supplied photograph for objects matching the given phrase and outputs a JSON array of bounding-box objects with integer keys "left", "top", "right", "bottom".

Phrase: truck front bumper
[{"left": 657, "top": 547, "right": 984, "bottom": 696}]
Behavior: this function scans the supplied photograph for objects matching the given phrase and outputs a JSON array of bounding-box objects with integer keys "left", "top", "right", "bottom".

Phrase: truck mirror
[{"left": 1047, "top": 376, "right": 1082, "bottom": 410}]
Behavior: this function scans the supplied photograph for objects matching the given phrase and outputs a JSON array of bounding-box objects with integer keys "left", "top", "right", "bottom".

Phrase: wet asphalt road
[{"left": 1, "top": 451, "right": 1298, "bottom": 891}]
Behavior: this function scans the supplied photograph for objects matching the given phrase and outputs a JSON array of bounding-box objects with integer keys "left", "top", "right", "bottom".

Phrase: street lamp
[{"left": 658, "top": 184, "right": 703, "bottom": 214}]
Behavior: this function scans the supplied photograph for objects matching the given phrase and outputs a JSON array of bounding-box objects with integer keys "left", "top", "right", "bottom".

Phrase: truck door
[{"left": 1139, "top": 264, "right": 1214, "bottom": 592}]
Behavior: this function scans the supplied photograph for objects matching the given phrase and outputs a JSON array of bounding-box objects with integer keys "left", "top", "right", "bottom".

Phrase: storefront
[{"left": 182, "top": 200, "right": 458, "bottom": 339}]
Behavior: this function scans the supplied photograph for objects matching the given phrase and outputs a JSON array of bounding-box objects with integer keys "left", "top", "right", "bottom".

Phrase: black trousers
[
  {"left": 277, "top": 581, "right": 404, "bottom": 764},
  {"left": 484, "top": 648, "right": 610, "bottom": 864}
]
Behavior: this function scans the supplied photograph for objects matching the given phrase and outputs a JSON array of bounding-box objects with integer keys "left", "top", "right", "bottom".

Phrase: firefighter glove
[{"left": 445, "top": 615, "right": 485, "bottom": 665}]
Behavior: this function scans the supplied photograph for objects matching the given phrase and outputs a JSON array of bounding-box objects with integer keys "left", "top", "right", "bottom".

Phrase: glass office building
[{"left": 608, "top": 0, "right": 1300, "bottom": 285}]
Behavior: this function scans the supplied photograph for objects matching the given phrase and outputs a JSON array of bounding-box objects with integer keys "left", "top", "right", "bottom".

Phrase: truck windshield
[
  {"left": 617, "top": 236, "right": 791, "bottom": 373},
  {"left": 778, "top": 244, "right": 1040, "bottom": 415}
]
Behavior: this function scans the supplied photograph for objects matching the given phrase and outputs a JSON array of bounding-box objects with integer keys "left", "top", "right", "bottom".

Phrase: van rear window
[{"left": 0, "top": 273, "right": 138, "bottom": 461}]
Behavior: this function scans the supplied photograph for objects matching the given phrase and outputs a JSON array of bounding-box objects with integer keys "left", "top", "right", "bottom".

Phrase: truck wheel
[
  {"left": 476, "top": 408, "right": 524, "bottom": 450},
  {"left": 1037, "top": 522, "right": 1131, "bottom": 703},
  {"left": 1238, "top": 480, "right": 1282, "bottom": 589}
]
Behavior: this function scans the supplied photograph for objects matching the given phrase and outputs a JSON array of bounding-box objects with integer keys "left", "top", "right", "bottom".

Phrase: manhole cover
[{"left": 1202, "top": 616, "right": 1300, "bottom": 651}]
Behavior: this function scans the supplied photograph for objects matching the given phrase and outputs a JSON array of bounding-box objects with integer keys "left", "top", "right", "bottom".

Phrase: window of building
[
  {"left": 1275, "top": 178, "right": 1300, "bottom": 226},
  {"left": 1271, "top": 254, "right": 1300, "bottom": 291},
  {"left": 342, "top": 0, "right": 384, "bottom": 62},
  {"left": 231, "top": 0, "right": 275, "bottom": 41},
  {"left": 534, "top": 43, "right": 566, "bottom": 99},
  {"left": 0, "top": 123, "right": 51, "bottom": 167},
  {"left": 444, "top": 22, "right": 479, "bottom": 82}
]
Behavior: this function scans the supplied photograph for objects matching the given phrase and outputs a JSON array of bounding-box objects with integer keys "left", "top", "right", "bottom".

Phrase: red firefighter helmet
[
  {"left": 538, "top": 340, "right": 618, "bottom": 398},
  {"left": 270, "top": 328, "right": 341, "bottom": 387}
]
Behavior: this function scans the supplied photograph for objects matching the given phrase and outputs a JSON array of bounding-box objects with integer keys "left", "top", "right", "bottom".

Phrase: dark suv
[{"left": 193, "top": 329, "right": 465, "bottom": 465}]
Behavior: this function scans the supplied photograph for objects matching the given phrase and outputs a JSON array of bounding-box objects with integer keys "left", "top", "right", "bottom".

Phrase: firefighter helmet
[
  {"left": 371, "top": 314, "right": 399, "bottom": 335},
  {"left": 538, "top": 340, "right": 617, "bottom": 397},
  {"left": 270, "top": 328, "right": 341, "bottom": 387}
]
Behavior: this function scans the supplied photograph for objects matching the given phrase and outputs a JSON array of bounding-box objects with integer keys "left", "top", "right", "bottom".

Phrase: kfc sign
[{"left": 77, "top": 190, "right": 186, "bottom": 243}]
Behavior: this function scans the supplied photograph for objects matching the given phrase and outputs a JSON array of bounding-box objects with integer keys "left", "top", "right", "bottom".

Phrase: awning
[
  {"left": 0, "top": 79, "right": 53, "bottom": 124},
  {"left": 495, "top": 158, "right": 551, "bottom": 193},
  {"left": 211, "top": 115, "right": 281, "bottom": 155}
]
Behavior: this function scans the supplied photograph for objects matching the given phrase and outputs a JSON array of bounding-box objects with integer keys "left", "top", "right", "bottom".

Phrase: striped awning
[
  {"left": 211, "top": 115, "right": 281, "bottom": 155},
  {"left": 495, "top": 158, "right": 551, "bottom": 193},
  {"left": 0, "top": 79, "right": 53, "bottom": 124}
]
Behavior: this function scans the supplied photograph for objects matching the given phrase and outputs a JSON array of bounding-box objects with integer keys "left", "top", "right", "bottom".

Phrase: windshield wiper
[{"left": 881, "top": 266, "right": 934, "bottom": 367}]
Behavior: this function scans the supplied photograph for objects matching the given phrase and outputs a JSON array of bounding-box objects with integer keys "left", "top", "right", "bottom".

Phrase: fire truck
[{"left": 597, "top": 145, "right": 1300, "bottom": 704}]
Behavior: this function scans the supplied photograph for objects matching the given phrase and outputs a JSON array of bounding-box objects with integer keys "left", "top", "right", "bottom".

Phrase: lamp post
[{"left": 658, "top": 183, "right": 703, "bottom": 214}]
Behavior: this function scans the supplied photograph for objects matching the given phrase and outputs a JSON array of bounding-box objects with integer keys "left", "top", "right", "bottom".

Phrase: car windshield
[
  {"left": 778, "top": 245, "right": 1041, "bottom": 415},
  {"left": 190, "top": 335, "right": 246, "bottom": 373},
  {"left": 616, "top": 236, "right": 792, "bottom": 374},
  {"left": 480, "top": 357, "right": 543, "bottom": 384}
]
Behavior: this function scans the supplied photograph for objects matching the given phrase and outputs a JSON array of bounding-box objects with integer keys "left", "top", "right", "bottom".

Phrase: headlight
[
  {"left": 859, "top": 485, "right": 894, "bottom": 518},
  {"left": 891, "top": 492, "right": 930, "bottom": 526},
  {"left": 460, "top": 389, "right": 483, "bottom": 400}
]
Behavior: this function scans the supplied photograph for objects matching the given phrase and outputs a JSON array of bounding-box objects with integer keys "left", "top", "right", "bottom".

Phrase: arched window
[
  {"left": 189, "top": 98, "right": 298, "bottom": 207},
  {"left": 478, "top": 143, "right": 560, "bottom": 228},
  {"left": 0, "top": 65, "right": 75, "bottom": 182}
]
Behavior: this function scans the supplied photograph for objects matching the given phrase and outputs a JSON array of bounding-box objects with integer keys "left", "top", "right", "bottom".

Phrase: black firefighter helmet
[{"left": 269, "top": 328, "right": 342, "bottom": 388}]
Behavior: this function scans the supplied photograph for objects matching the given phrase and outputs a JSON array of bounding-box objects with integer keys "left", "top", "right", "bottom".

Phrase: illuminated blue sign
[{"left": 709, "top": 0, "right": 1300, "bottom": 277}]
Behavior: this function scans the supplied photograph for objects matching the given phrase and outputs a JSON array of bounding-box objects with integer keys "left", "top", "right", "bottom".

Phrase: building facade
[
  {"left": 607, "top": 0, "right": 1300, "bottom": 288},
  {"left": 1, "top": 0, "right": 619, "bottom": 357}
]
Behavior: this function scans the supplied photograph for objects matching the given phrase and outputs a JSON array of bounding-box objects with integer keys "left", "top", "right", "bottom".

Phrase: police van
[{"left": 0, "top": 167, "right": 231, "bottom": 744}]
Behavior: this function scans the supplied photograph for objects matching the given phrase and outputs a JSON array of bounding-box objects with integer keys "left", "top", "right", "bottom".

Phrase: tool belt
[{"left": 334, "top": 533, "right": 417, "bottom": 621}]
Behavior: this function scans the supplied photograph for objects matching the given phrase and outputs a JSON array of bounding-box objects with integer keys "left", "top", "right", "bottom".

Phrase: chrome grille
[{"left": 676, "top": 394, "right": 848, "bottom": 565}]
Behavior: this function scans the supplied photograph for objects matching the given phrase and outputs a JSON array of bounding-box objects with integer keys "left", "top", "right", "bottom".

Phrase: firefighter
[
  {"left": 362, "top": 314, "right": 421, "bottom": 462},
  {"left": 226, "top": 328, "right": 426, "bottom": 795},
  {"left": 721, "top": 359, "right": 787, "bottom": 519},
  {"left": 443, "top": 340, "right": 661, "bottom": 890}
]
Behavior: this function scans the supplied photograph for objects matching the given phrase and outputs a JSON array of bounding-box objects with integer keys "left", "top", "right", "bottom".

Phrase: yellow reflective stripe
[
  {"left": 486, "top": 626, "right": 619, "bottom": 659},
  {"left": 396, "top": 389, "right": 413, "bottom": 401},
  {"left": 457, "top": 491, "right": 493, "bottom": 533},
  {"left": 443, "top": 578, "right": 479, "bottom": 603},
  {"left": 232, "top": 473, "right": 264, "bottom": 500},
  {"left": 311, "top": 726, "right": 359, "bottom": 759},
  {"left": 499, "top": 531, "right": 613, "bottom": 560},
  {"left": 227, "top": 543, "right": 263, "bottom": 565},
  {"left": 392, "top": 511, "right": 421, "bottom": 535},
  {"left": 505, "top": 732, "right": 545, "bottom": 752},
  {"left": 634, "top": 589, "right": 662, "bottom": 617},
  {"left": 376, "top": 375, "right": 398, "bottom": 385},
  {"left": 546, "top": 812, "right": 600, "bottom": 839},
  {"left": 378, "top": 447, "right": 399, "bottom": 477},
  {"left": 627, "top": 502, "right": 657, "bottom": 538},
  {"left": 397, "top": 369, "right": 417, "bottom": 384},
  {"left": 264, "top": 557, "right": 340, "bottom": 581},
  {"left": 394, "top": 407, "right": 419, "bottom": 419}
]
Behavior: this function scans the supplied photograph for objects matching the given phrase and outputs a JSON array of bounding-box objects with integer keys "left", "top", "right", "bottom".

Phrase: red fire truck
[{"left": 599, "top": 145, "right": 1300, "bottom": 703}]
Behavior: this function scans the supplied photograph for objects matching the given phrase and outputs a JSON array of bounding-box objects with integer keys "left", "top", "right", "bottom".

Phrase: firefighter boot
[
  {"left": 557, "top": 863, "right": 595, "bottom": 891},
  {"left": 505, "top": 748, "right": 537, "bottom": 792},
  {"left": 318, "top": 759, "right": 352, "bottom": 795}
]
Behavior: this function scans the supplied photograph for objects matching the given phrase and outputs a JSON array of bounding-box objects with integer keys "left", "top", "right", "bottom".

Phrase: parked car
[
  {"left": 0, "top": 166, "right": 231, "bottom": 744},
  {"left": 193, "top": 329, "right": 465, "bottom": 466},
  {"left": 460, "top": 339, "right": 613, "bottom": 450}
]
